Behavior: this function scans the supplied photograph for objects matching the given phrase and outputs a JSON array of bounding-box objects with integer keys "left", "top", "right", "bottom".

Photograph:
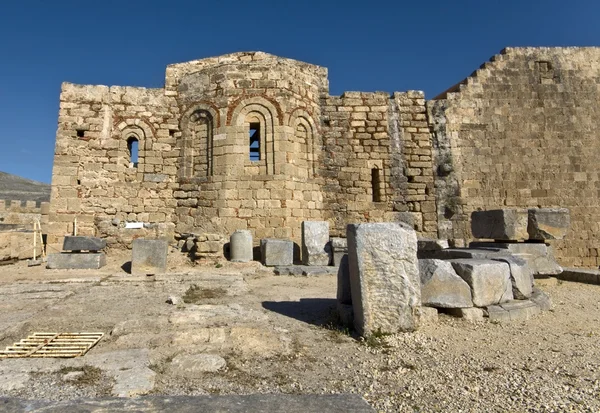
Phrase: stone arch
[
  {"left": 180, "top": 104, "right": 218, "bottom": 178},
  {"left": 231, "top": 97, "right": 280, "bottom": 175},
  {"left": 117, "top": 120, "right": 153, "bottom": 170},
  {"left": 288, "top": 108, "right": 319, "bottom": 178},
  {"left": 227, "top": 95, "right": 283, "bottom": 126}
]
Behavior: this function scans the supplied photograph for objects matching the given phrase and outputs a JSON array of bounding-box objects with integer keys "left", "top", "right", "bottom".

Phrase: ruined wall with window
[
  {"left": 48, "top": 52, "right": 435, "bottom": 251},
  {"left": 428, "top": 47, "right": 600, "bottom": 266}
]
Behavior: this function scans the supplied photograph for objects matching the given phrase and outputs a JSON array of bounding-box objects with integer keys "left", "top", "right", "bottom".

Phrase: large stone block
[
  {"left": 229, "top": 230, "right": 252, "bottom": 262},
  {"left": 131, "top": 239, "right": 168, "bottom": 275},
  {"left": 471, "top": 209, "right": 528, "bottom": 241},
  {"left": 63, "top": 236, "right": 106, "bottom": 252},
  {"left": 347, "top": 222, "right": 421, "bottom": 335},
  {"left": 470, "top": 242, "right": 562, "bottom": 275},
  {"left": 47, "top": 252, "right": 106, "bottom": 269},
  {"left": 491, "top": 256, "right": 534, "bottom": 299},
  {"left": 260, "top": 239, "right": 293, "bottom": 267},
  {"left": 419, "top": 259, "right": 473, "bottom": 308},
  {"left": 450, "top": 259, "right": 513, "bottom": 307},
  {"left": 527, "top": 208, "right": 570, "bottom": 240},
  {"left": 302, "top": 221, "right": 331, "bottom": 266}
]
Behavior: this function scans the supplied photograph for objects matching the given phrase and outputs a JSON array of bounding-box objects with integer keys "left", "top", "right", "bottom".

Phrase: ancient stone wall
[
  {"left": 428, "top": 47, "right": 600, "bottom": 266},
  {"left": 0, "top": 199, "right": 48, "bottom": 228}
]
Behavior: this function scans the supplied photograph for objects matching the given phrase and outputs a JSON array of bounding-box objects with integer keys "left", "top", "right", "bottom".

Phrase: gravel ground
[{"left": 0, "top": 255, "right": 598, "bottom": 412}]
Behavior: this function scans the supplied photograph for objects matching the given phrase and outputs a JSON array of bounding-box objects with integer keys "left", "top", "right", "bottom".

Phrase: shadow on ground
[{"left": 262, "top": 298, "right": 337, "bottom": 326}]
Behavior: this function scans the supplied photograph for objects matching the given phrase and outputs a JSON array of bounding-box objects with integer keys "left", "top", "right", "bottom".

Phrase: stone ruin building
[{"left": 46, "top": 47, "right": 600, "bottom": 267}]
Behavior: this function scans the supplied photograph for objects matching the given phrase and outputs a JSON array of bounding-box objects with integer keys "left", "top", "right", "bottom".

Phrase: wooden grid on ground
[{"left": 0, "top": 332, "right": 104, "bottom": 358}]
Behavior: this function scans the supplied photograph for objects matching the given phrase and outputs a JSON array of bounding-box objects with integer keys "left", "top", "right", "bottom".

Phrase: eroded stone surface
[
  {"left": 261, "top": 239, "right": 293, "bottom": 267},
  {"left": 131, "top": 239, "right": 168, "bottom": 275},
  {"left": 527, "top": 208, "right": 570, "bottom": 240},
  {"left": 451, "top": 259, "right": 513, "bottom": 307},
  {"left": 302, "top": 221, "right": 331, "bottom": 266},
  {"left": 419, "top": 259, "right": 473, "bottom": 308}
]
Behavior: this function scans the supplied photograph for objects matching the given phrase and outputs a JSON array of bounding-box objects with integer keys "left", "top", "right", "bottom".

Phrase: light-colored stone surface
[
  {"left": 302, "top": 221, "right": 331, "bottom": 266},
  {"left": 448, "top": 307, "right": 485, "bottom": 322},
  {"left": 260, "top": 238, "right": 293, "bottom": 267},
  {"left": 527, "top": 208, "right": 570, "bottom": 240},
  {"left": 170, "top": 353, "right": 227, "bottom": 376},
  {"left": 470, "top": 242, "right": 563, "bottom": 276},
  {"left": 451, "top": 259, "right": 513, "bottom": 307},
  {"left": 487, "top": 300, "right": 541, "bottom": 323},
  {"left": 347, "top": 222, "right": 421, "bottom": 335},
  {"left": 471, "top": 209, "right": 529, "bottom": 241},
  {"left": 131, "top": 239, "right": 168, "bottom": 275},
  {"left": 492, "top": 256, "right": 534, "bottom": 299},
  {"left": 419, "top": 259, "right": 473, "bottom": 308},
  {"left": 230, "top": 230, "right": 253, "bottom": 263}
]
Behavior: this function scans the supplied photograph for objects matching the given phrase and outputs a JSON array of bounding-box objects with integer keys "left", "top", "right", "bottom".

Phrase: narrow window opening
[
  {"left": 371, "top": 168, "right": 381, "bottom": 202},
  {"left": 76, "top": 129, "right": 85, "bottom": 138},
  {"left": 127, "top": 136, "right": 139, "bottom": 168},
  {"left": 249, "top": 122, "right": 260, "bottom": 161}
]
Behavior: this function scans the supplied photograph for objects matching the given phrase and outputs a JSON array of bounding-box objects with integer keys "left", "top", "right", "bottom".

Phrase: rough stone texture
[
  {"left": 260, "top": 239, "right": 293, "bottom": 267},
  {"left": 229, "top": 230, "right": 253, "bottom": 262},
  {"left": 487, "top": 300, "right": 541, "bottom": 322},
  {"left": 492, "top": 256, "right": 534, "bottom": 299},
  {"left": 0, "top": 395, "right": 375, "bottom": 413},
  {"left": 170, "top": 353, "right": 227, "bottom": 376},
  {"left": 471, "top": 209, "right": 529, "bottom": 241},
  {"left": 131, "top": 239, "right": 168, "bottom": 275},
  {"left": 302, "top": 221, "right": 331, "bottom": 266},
  {"left": 528, "top": 208, "right": 571, "bottom": 240},
  {"left": 331, "top": 237, "right": 348, "bottom": 267},
  {"left": 418, "top": 306, "right": 438, "bottom": 324},
  {"left": 530, "top": 287, "right": 553, "bottom": 311},
  {"left": 451, "top": 259, "right": 513, "bottom": 307},
  {"left": 47, "top": 252, "right": 106, "bottom": 269},
  {"left": 419, "top": 259, "right": 473, "bottom": 308},
  {"left": 62, "top": 236, "right": 106, "bottom": 251},
  {"left": 470, "top": 242, "right": 562, "bottom": 276},
  {"left": 0, "top": 230, "right": 36, "bottom": 261},
  {"left": 273, "top": 266, "right": 305, "bottom": 276},
  {"left": 447, "top": 307, "right": 485, "bottom": 322},
  {"left": 429, "top": 47, "right": 600, "bottom": 267},
  {"left": 347, "top": 222, "right": 421, "bottom": 336}
]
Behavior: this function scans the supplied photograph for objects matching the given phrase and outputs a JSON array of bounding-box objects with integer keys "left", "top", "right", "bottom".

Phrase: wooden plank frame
[{"left": 0, "top": 332, "right": 104, "bottom": 358}]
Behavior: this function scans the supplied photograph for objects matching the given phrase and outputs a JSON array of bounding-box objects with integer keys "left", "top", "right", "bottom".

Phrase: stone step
[{"left": 486, "top": 299, "right": 541, "bottom": 322}]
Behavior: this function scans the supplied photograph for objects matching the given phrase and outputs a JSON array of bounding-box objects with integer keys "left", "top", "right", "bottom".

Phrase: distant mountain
[{"left": 0, "top": 172, "right": 51, "bottom": 204}]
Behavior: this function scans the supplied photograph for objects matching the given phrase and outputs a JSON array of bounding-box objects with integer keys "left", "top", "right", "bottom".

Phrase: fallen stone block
[
  {"left": 348, "top": 222, "right": 420, "bottom": 335},
  {"left": 451, "top": 259, "right": 513, "bottom": 307},
  {"left": 419, "top": 259, "right": 473, "bottom": 308},
  {"left": 447, "top": 307, "right": 485, "bottom": 322},
  {"left": 131, "top": 239, "right": 168, "bottom": 275},
  {"left": 471, "top": 209, "right": 529, "bottom": 241},
  {"left": 527, "top": 208, "right": 570, "bottom": 240},
  {"left": 302, "top": 221, "right": 331, "bottom": 266},
  {"left": 530, "top": 287, "right": 552, "bottom": 311},
  {"left": 491, "top": 256, "right": 534, "bottom": 299},
  {"left": 273, "top": 266, "right": 305, "bottom": 276},
  {"left": 63, "top": 236, "right": 106, "bottom": 252},
  {"left": 229, "top": 230, "right": 253, "bottom": 262},
  {"left": 557, "top": 268, "right": 600, "bottom": 285},
  {"left": 470, "top": 242, "right": 562, "bottom": 276},
  {"left": 260, "top": 238, "right": 293, "bottom": 267},
  {"left": 487, "top": 300, "right": 540, "bottom": 322},
  {"left": 47, "top": 252, "right": 106, "bottom": 269},
  {"left": 330, "top": 237, "right": 348, "bottom": 267}
]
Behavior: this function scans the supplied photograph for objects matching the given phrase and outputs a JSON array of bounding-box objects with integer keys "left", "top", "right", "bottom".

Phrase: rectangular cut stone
[
  {"left": 331, "top": 237, "right": 348, "bottom": 267},
  {"left": 470, "top": 242, "right": 562, "bottom": 276},
  {"left": 260, "top": 239, "right": 293, "bottom": 267},
  {"left": 47, "top": 252, "right": 106, "bottom": 269},
  {"left": 63, "top": 236, "right": 106, "bottom": 252},
  {"left": 491, "top": 256, "right": 533, "bottom": 299},
  {"left": 450, "top": 259, "right": 513, "bottom": 307},
  {"left": 347, "top": 222, "right": 421, "bottom": 336},
  {"left": 527, "top": 208, "right": 570, "bottom": 240},
  {"left": 131, "top": 239, "right": 168, "bottom": 275},
  {"left": 471, "top": 209, "right": 528, "bottom": 241},
  {"left": 487, "top": 300, "right": 541, "bottom": 322},
  {"left": 419, "top": 259, "right": 473, "bottom": 308},
  {"left": 302, "top": 221, "right": 331, "bottom": 266}
]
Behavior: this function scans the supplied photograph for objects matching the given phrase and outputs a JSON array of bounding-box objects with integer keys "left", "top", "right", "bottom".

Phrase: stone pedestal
[
  {"left": 302, "top": 221, "right": 331, "bottom": 266},
  {"left": 47, "top": 252, "right": 106, "bottom": 269},
  {"left": 230, "top": 230, "right": 253, "bottom": 263},
  {"left": 347, "top": 222, "right": 421, "bottom": 336},
  {"left": 260, "top": 239, "right": 293, "bottom": 267},
  {"left": 131, "top": 239, "right": 168, "bottom": 275}
]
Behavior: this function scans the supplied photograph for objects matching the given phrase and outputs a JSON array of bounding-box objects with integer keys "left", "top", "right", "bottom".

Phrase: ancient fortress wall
[
  {"left": 429, "top": 47, "right": 600, "bottom": 266},
  {"left": 48, "top": 52, "right": 435, "bottom": 250},
  {"left": 0, "top": 199, "right": 49, "bottom": 227}
]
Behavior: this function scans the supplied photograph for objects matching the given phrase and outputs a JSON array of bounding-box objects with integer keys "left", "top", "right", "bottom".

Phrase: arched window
[
  {"left": 249, "top": 122, "right": 261, "bottom": 161},
  {"left": 127, "top": 136, "right": 139, "bottom": 168}
]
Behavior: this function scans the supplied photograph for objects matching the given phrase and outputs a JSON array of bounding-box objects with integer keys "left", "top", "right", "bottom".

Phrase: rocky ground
[{"left": 0, "top": 251, "right": 598, "bottom": 412}]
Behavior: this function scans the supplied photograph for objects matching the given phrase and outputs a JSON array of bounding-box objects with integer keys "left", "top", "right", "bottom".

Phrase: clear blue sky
[{"left": 1, "top": 0, "right": 598, "bottom": 183}]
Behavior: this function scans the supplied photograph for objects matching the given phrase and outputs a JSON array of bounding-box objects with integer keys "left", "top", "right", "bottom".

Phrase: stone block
[
  {"left": 418, "top": 306, "right": 438, "bottom": 324},
  {"left": 260, "top": 239, "right": 293, "bottom": 267},
  {"left": 558, "top": 268, "right": 600, "bottom": 285},
  {"left": 527, "top": 208, "right": 570, "bottom": 240},
  {"left": 491, "top": 256, "right": 533, "bottom": 299},
  {"left": 471, "top": 209, "right": 528, "bottom": 241},
  {"left": 487, "top": 300, "right": 540, "bottom": 322},
  {"left": 229, "top": 230, "right": 253, "bottom": 262},
  {"left": 330, "top": 237, "right": 348, "bottom": 267},
  {"left": 470, "top": 242, "right": 562, "bottom": 276},
  {"left": 131, "top": 239, "right": 168, "bottom": 275},
  {"left": 347, "top": 222, "right": 421, "bottom": 335},
  {"left": 530, "top": 287, "right": 552, "bottom": 311},
  {"left": 447, "top": 307, "right": 485, "bottom": 322},
  {"left": 62, "top": 236, "right": 106, "bottom": 252},
  {"left": 426, "top": 248, "right": 510, "bottom": 260},
  {"left": 450, "top": 259, "right": 513, "bottom": 307},
  {"left": 302, "top": 221, "right": 331, "bottom": 266},
  {"left": 274, "top": 266, "right": 304, "bottom": 276},
  {"left": 419, "top": 259, "right": 473, "bottom": 308},
  {"left": 47, "top": 252, "right": 106, "bottom": 269}
]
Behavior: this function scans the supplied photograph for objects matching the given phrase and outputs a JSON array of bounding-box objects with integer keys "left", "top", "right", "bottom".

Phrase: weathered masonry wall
[
  {"left": 428, "top": 47, "right": 600, "bottom": 266},
  {"left": 0, "top": 200, "right": 49, "bottom": 228},
  {"left": 49, "top": 52, "right": 433, "bottom": 251}
]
